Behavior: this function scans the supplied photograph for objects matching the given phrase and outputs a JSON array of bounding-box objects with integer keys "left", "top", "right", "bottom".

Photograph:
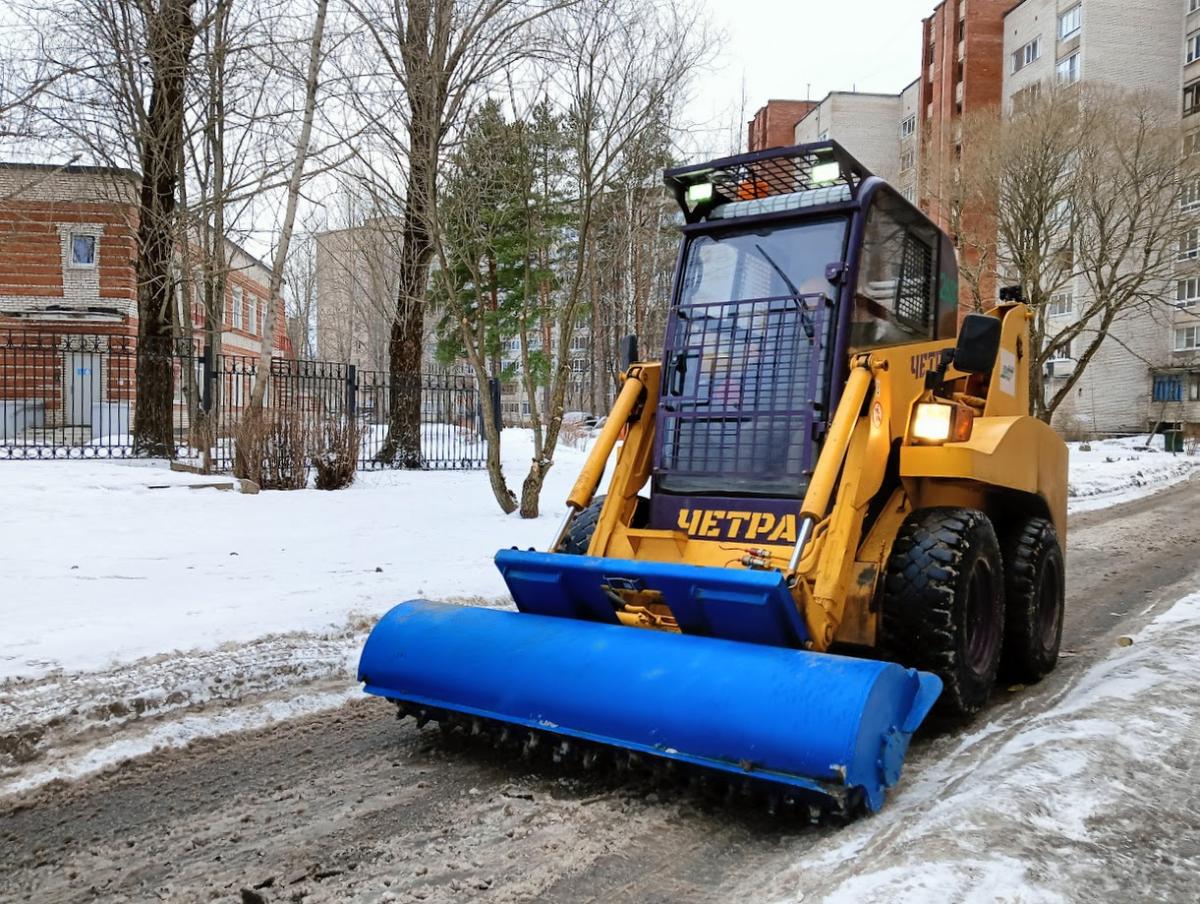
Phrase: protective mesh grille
[
  {"left": 895, "top": 235, "right": 933, "bottom": 331},
  {"left": 655, "top": 295, "right": 825, "bottom": 488}
]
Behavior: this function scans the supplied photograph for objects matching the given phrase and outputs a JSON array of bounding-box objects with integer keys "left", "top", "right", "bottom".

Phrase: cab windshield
[{"left": 656, "top": 218, "right": 847, "bottom": 498}]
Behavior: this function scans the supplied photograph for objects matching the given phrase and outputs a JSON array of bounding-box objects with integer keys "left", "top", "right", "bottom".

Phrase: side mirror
[
  {"left": 954, "top": 314, "right": 1002, "bottom": 375},
  {"left": 619, "top": 334, "right": 639, "bottom": 373}
]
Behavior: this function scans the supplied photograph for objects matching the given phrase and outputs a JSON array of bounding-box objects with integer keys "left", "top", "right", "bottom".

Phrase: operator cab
[{"left": 650, "top": 142, "right": 958, "bottom": 521}]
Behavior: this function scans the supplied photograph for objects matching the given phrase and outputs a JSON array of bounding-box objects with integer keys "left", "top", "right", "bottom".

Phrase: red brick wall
[
  {"left": 0, "top": 200, "right": 138, "bottom": 307},
  {"left": 747, "top": 100, "right": 819, "bottom": 152},
  {"left": 919, "top": 0, "right": 1008, "bottom": 314}
]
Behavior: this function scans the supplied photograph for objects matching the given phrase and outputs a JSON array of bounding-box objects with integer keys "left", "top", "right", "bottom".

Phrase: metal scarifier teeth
[{"left": 395, "top": 705, "right": 856, "bottom": 823}]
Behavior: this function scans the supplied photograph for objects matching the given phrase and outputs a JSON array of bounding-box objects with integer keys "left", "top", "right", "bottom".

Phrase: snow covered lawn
[
  {"left": 0, "top": 432, "right": 1195, "bottom": 682},
  {"left": 0, "top": 430, "right": 587, "bottom": 682},
  {"left": 1067, "top": 435, "right": 1199, "bottom": 513}
]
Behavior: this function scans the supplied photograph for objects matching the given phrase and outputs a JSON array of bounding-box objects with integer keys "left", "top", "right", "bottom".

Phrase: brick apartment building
[
  {"left": 747, "top": 100, "right": 818, "bottom": 153},
  {"left": 0, "top": 162, "right": 290, "bottom": 441}
]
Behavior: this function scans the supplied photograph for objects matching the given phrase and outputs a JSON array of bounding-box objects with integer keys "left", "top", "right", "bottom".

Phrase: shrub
[
  {"left": 234, "top": 407, "right": 310, "bottom": 490},
  {"left": 313, "top": 415, "right": 361, "bottom": 490}
]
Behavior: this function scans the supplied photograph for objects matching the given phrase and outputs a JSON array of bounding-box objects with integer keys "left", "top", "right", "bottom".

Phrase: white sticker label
[{"left": 999, "top": 349, "right": 1017, "bottom": 396}]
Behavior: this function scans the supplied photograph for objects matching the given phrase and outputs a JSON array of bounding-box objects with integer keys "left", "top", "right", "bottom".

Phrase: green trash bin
[{"left": 1165, "top": 430, "right": 1184, "bottom": 453}]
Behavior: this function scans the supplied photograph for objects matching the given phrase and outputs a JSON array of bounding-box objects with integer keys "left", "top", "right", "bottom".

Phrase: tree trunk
[
  {"left": 376, "top": 117, "right": 436, "bottom": 467},
  {"left": 132, "top": 0, "right": 198, "bottom": 458}
]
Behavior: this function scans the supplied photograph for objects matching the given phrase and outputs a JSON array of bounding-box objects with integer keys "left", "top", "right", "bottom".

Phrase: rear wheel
[
  {"left": 881, "top": 507, "right": 1005, "bottom": 717},
  {"left": 559, "top": 495, "right": 648, "bottom": 556},
  {"left": 1000, "top": 517, "right": 1064, "bottom": 683}
]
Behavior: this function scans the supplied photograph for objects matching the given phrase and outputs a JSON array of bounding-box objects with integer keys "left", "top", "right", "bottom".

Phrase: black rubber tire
[
  {"left": 560, "top": 496, "right": 606, "bottom": 555},
  {"left": 881, "top": 507, "right": 1006, "bottom": 718},
  {"left": 559, "top": 496, "right": 649, "bottom": 556},
  {"left": 999, "top": 517, "right": 1065, "bottom": 684}
]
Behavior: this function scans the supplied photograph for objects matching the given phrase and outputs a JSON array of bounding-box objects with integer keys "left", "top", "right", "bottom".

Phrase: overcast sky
[{"left": 685, "top": 0, "right": 936, "bottom": 156}]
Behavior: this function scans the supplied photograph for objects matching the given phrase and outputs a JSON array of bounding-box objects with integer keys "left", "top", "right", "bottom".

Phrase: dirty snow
[{"left": 734, "top": 592, "right": 1200, "bottom": 903}]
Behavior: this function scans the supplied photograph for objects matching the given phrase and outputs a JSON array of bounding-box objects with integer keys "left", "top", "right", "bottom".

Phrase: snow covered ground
[
  {"left": 738, "top": 590, "right": 1200, "bottom": 903},
  {"left": 1066, "top": 435, "right": 1200, "bottom": 513},
  {"left": 0, "top": 429, "right": 1196, "bottom": 796}
]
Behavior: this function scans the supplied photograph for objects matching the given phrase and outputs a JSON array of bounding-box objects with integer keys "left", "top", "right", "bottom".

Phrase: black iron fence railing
[{"left": 0, "top": 331, "right": 486, "bottom": 471}]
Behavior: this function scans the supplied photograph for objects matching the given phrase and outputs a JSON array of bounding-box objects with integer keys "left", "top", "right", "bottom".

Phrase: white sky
[{"left": 684, "top": 0, "right": 936, "bottom": 156}]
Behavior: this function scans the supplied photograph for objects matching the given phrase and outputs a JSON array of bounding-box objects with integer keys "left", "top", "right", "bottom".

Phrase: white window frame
[
  {"left": 900, "top": 114, "right": 916, "bottom": 138},
  {"left": 1181, "top": 226, "right": 1200, "bottom": 260},
  {"left": 1059, "top": 5, "right": 1081, "bottom": 41},
  {"left": 249, "top": 294, "right": 260, "bottom": 336},
  {"left": 1191, "top": 372, "right": 1200, "bottom": 401},
  {"left": 1183, "top": 180, "right": 1200, "bottom": 210},
  {"left": 1176, "top": 325, "right": 1200, "bottom": 351},
  {"left": 900, "top": 149, "right": 916, "bottom": 172},
  {"left": 1047, "top": 291, "right": 1074, "bottom": 317},
  {"left": 1193, "top": 0, "right": 1200, "bottom": 15},
  {"left": 1056, "top": 53, "right": 1080, "bottom": 84},
  {"left": 231, "top": 285, "right": 244, "bottom": 330},
  {"left": 1187, "top": 131, "right": 1200, "bottom": 157},
  {"left": 1012, "top": 37, "right": 1041, "bottom": 73},
  {"left": 1178, "top": 276, "right": 1200, "bottom": 305},
  {"left": 68, "top": 232, "right": 97, "bottom": 268},
  {"left": 1189, "top": 31, "right": 1200, "bottom": 65}
]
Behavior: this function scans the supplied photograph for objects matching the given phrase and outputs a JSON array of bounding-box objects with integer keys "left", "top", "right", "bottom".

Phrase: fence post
[
  {"left": 201, "top": 344, "right": 214, "bottom": 412},
  {"left": 345, "top": 365, "right": 357, "bottom": 416}
]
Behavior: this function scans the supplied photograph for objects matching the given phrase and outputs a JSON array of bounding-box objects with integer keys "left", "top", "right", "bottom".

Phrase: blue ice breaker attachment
[
  {"left": 495, "top": 548, "right": 810, "bottom": 648},
  {"left": 358, "top": 599, "right": 942, "bottom": 812}
]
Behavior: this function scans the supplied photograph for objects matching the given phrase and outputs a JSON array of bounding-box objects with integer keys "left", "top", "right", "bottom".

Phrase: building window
[
  {"left": 901, "top": 149, "right": 916, "bottom": 171},
  {"left": 1183, "top": 179, "right": 1200, "bottom": 210},
  {"left": 1012, "top": 82, "right": 1043, "bottom": 112},
  {"left": 1187, "top": 131, "right": 1200, "bottom": 157},
  {"left": 1048, "top": 337, "right": 1073, "bottom": 361},
  {"left": 1181, "top": 226, "right": 1200, "bottom": 260},
  {"left": 902, "top": 184, "right": 917, "bottom": 203},
  {"left": 1191, "top": 373, "right": 1200, "bottom": 401},
  {"left": 232, "top": 285, "right": 244, "bottom": 330},
  {"left": 1059, "top": 5, "right": 1082, "bottom": 40},
  {"left": 1154, "top": 375, "right": 1184, "bottom": 401},
  {"left": 1047, "top": 292, "right": 1074, "bottom": 317},
  {"left": 1186, "top": 82, "right": 1200, "bottom": 116},
  {"left": 1177, "top": 326, "right": 1200, "bottom": 350},
  {"left": 69, "top": 233, "right": 97, "bottom": 267},
  {"left": 1193, "top": 0, "right": 1200, "bottom": 14},
  {"left": 1179, "top": 277, "right": 1200, "bottom": 305},
  {"left": 900, "top": 114, "right": 916, "bottom": 138},
  {"left": 248, "top": 295, "right": 260, "bottom": 335},
  {"left": 1056, "top": 52, "right": 1081, "bottom": 84},
  {"left": 1189, "top": 31, "right": 1200, "bottom": 65},
  {"left": 1012, "top": 37, "right": 1041, "bottom": 73}
]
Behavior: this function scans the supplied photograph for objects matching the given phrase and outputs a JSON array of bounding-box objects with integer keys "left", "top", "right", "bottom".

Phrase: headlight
[{"left": 910, "top": 402, "right": 974, "bottom": 444}]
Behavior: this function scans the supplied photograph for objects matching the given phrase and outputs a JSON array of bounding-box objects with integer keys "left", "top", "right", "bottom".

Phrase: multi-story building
[
  {"left": 314, "top": 219, "right": 402, "bottom": 371},
  {"left": 1002, "top": 0, "right": 1184, "bottom": 435},
  {"left": 0, "top": 161, "right": 290, "bottom": 441},
  {"left": 793, "top": 92, "right": 907, "bottom": 184},
  {"left": 747, "top": 100, "right": 818, "bottom": 152}
]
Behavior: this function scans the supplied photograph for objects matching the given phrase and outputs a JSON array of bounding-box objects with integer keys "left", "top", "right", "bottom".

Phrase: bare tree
[
  {"left": 247, "top": 0, "right": 329, "bottom": 415},
  {"left": 344, "top": 0, "right": 571, "bottom": 468},
  {"left": 514, "top": 0, "right": 708, "bottom": 517}
]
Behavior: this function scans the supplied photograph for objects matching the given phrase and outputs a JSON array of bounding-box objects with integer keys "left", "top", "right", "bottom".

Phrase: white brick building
[{"left": 1002, "top": 0, "right": 1186, "bottom": 435}]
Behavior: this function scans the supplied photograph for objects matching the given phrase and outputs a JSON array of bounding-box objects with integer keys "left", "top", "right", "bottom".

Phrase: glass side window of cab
[{"left": 852, "top": 190, "right": 938, "bottom": 349}]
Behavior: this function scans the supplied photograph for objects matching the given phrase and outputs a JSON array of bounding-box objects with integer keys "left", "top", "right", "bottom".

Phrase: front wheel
[{"left": 881, "top": 507, "right": 1006, "bottom": 717}]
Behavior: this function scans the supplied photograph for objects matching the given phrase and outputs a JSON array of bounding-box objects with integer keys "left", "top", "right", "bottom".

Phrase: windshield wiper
[{"left": 754, "top": 243, "right": 816, "bottom": 339}]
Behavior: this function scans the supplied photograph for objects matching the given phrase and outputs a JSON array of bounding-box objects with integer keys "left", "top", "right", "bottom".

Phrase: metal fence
[{"left": 0, "top": 330, "right": 486, "bottom": 470}]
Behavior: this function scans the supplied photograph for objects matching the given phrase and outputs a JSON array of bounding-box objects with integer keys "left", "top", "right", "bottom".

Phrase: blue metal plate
[{"left": 495, "top": 548, "right": 810, "bottom": 648}]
